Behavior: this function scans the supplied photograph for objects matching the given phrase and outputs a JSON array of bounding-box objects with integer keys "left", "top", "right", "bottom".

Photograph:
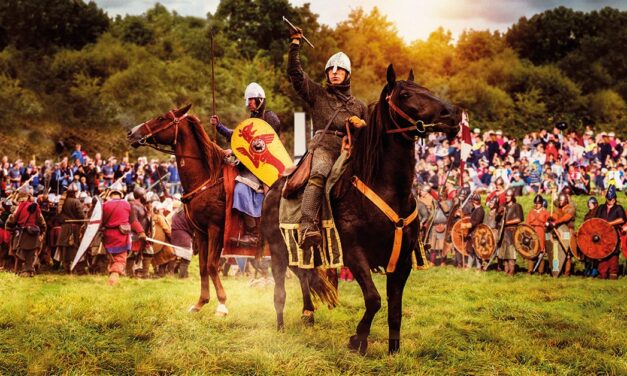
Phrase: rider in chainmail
[{"left": 288, "top": 27, "right": 368, "bottom": 249}]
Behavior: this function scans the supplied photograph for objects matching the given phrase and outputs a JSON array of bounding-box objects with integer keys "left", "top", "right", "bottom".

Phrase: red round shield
[{"left": 577, "top": 218, "right": 617, "bottom": 260}]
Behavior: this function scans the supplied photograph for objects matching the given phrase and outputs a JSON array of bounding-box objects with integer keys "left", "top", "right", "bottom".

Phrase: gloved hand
[
  {"left": 289, "top": 26, "right": 303, "bottom": 41},
  {"left": 210, "top": 115, "right": 220, "bottom": 126},
  {"left": 138, "top": 232, "right": 147, "bottom": 241},
  {"left": 347, "top": 115, "right": 366, "bottom": 128}
]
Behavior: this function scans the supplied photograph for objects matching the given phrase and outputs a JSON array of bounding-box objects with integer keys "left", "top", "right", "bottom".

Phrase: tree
[{"left": 0, "top": 0, "right": 109, "bottom": 51}]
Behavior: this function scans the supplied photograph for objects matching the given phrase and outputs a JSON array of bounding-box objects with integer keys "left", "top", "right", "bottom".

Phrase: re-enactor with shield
[
  {"left": 592, "top": 185, "right": 625, "bottom": 279},
  {"left": 524, "top": 195, "right": 550, "bottom": 274},
  {"left": 497, "top": 189, "right": 523, "bottom": 276},
  {"left": 547, "top": 192, "right": 576, "bottom": 276}
]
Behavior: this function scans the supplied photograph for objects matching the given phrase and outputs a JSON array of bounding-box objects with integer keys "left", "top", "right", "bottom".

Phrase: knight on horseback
[
  {"left": 210, "top": 82, "right": 281, "bottom": 246},
  {"left": 288, "top": 26, "right": 368, "bottom": 250}
]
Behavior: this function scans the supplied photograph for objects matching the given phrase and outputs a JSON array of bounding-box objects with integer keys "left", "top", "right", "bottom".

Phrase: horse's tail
[{"left": 306, "top": 268, "right": 339, "bottom": 309}]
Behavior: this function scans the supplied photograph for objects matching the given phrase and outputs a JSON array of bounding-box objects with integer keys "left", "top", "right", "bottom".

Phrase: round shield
[
  {"left": 514, "top": 224, "right": 540, "bottom": 259},
  {"left": 451, "top": 217, "right": 470, "bottom": 256},
  {"left": 577, "top": 218, "right": 617, "bottom": 260},
  {"left": 472, "top": 224, "right": 496, "bottom": 260},
  {"left": 622, "top": 235, "right": 627, "bottom": 259}
]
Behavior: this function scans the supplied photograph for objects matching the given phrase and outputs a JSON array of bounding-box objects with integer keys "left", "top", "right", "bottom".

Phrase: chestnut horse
[
  {"left": 261, "top": 65, "right": 461, "bottom": 354},
  {"left": 128, "top": 105, "right": 231, "bottom": 316}
]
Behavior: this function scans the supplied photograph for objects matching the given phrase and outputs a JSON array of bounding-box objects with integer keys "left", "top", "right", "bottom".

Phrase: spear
[{"left": 210, "top": 31, "right": 217, "bottom": 141}]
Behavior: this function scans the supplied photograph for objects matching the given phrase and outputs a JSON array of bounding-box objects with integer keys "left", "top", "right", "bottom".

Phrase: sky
[{"left": 94, "top": 0, "right": 627, "bottom": 42}]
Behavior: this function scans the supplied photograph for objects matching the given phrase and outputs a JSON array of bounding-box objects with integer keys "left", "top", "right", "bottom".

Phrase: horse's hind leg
[
  {"left": 347, "top": 251, "right": 381, "bottom": 355},
  {"left": 208, "top": 226, "right": 228, "bottom": 316},
  {"left": 270, "top": 244, "right": 288, "bottom": 330},
  {"left": 296, "top": 267, "right": 316, "bottom": 326},
  {"left": 189, "top": 234, "right": 210, "bottom": 313},
  {"left": 386, "top": 263, "right": 411, "bottom": 354}
]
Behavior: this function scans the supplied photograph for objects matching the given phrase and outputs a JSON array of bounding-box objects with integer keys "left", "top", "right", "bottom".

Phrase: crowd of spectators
[
  {"left": 414, "top": 125, "right": 627, "bottom": 197},
  {"left": 1, "top": 126, "right": 626, "bottom": 203},
  {"left": 0, "top": 144, "right": 182, "bottom": 201}
]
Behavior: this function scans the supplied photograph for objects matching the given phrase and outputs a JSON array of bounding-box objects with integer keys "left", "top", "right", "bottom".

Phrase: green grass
[{"left": 1, "top": 266, "right": 625, "bottom": 375}]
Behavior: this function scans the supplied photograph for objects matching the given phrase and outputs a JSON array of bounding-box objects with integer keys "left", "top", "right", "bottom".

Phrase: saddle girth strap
[{"left": 351, "top": 176, "right": 419, "bottom": 273}]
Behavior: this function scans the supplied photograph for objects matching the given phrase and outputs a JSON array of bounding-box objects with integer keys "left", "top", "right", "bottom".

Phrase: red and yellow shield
[{"left": 231, "top": 118, "right": 293, "bottom": 187}]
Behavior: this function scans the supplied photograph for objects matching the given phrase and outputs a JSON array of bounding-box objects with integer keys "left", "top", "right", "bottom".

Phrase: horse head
[
  {"left": 128, "top": 104, "right": 192, "bottom": 148},
  {"left": 383, "top": 64, "right": 460, "bottom": 141}
]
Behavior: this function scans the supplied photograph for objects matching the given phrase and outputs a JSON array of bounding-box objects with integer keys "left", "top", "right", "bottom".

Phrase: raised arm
[{"left": 287, "top": 40, "right": 322, "bottom": 106}]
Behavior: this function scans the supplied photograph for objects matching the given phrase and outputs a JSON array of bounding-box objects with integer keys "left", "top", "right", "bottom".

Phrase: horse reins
[
  {"left": 385, "top": 89, "right": 447, "bottom": 141},
  {"left": 136, "top": 112, "right": 203, "bottom": 160}
]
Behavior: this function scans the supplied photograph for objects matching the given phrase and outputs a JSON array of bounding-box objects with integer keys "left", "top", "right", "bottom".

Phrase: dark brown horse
[
  {"left": 127, "top": 105, "right": 231, "bottom": 316},
  {"left": 261, "top": 65, "right": 461, "bottom": 354}
]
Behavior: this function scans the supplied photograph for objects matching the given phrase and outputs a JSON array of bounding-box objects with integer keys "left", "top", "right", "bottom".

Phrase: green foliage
[
  {"left": 0, "top": 75, "right": 43, "bottom": 128},
  {"left": 0, "top": 0, "right": 109, "bottom": 51},
  {"left": 0, "top": 268, "right": 624, "bottom": 374}
]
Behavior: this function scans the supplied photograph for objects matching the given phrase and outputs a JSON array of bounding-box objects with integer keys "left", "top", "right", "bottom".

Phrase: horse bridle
[
  {"left": 136, "top": 110, "right": 185, "bottom": 155},
  {"left": 385, "top": 86, "right": 447, "bottom": 141}
]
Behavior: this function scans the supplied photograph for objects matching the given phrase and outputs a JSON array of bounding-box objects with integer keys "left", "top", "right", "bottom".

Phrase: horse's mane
[
  {"left": 349, "top": 87, "right": 390, "bottom": 185},
  {"left": 186, "top": 115, "right": 224, "bottom": 182}
]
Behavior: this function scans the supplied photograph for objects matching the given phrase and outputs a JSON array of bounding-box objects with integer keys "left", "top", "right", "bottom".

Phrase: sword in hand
[{"left": 283, "top": 16, "right": 314, "bottom": 48}]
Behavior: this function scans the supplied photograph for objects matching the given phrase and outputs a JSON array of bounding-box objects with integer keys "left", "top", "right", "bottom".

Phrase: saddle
[{"left": 282, "top": 152, "right": 313, "bottom": 199}]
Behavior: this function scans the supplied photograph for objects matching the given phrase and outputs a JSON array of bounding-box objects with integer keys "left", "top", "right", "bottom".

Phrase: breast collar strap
[{"left": 351, "top": 175, "right": 418, "bottom": 273}]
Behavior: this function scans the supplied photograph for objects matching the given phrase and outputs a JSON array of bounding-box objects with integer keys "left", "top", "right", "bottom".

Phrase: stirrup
[{"left": 299, "top": 225, "right": 322, "bottom": 249}]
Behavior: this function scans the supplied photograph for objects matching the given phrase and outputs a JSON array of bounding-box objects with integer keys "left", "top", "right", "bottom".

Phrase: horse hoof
[
  {"left": 388, "top": 339, "right": 400, "bottom": 354},
  {"left": 188, "top": 305, "right": 201, "bottom": 313},
  {"left": 215, "top": 304, "right": 229, "bottom": 317},
  {"left": 301, "top": 310, "right": 314, "bottom": 326},
  {"left": 277, "top": 323, "right": 285, "bottom": 332},
  {"left": 348, "top": 335, "right": 368, "bottom": 355}
]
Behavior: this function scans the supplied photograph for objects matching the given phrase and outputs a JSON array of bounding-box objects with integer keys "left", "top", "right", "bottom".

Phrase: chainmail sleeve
[{"left": 288, "top": 43, "right": 323, "bottom": 106}]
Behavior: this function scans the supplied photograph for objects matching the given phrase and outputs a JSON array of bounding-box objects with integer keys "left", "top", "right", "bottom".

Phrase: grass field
[{"left": 1, "top": 265, "right": 625, "bottom": 375}]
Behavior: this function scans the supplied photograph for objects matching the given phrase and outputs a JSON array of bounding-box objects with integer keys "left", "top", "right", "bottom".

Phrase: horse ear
[
  {"left": 176, "top": 104, "right": 192, "bottom": 116},
  {"left": 386, "top": 64, "right": 396, "bottom": 89},
  {"left": 408, "top": 69, "right": 414, "bottom": 82}
]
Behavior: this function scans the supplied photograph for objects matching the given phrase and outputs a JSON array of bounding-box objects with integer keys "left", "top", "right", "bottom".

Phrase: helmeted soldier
[
  {"left": 56, "top": 182, "right": 85, "bottom": 274},
  {"left": 548, "top": 191, "right": 576, "bottom": 276},
  {"left": 5, "top": 188, "right": 46, "bottom": 276},
  {"left": 583, "top": 196, "right": 600, "bottom": 277},
  {"left": 288, "top": 27, "right": 368, "bottom": 249},
  {"left": 211, "top": 82, "right": 281, "bottom": 246},
  {"left": 463, "top": 193, "right": 485, "bottom": 270},
  {"left": 594, "top": 185, "right": 625, "bottom": 279},
  {"left": 426, "top": 192, "right": 452, "bottom": 266},
  {"left": 497, "top": 189, "right": 523, "bottom": 275},
  {"left": 128, "top": 186, "right": 152, "bottom": 277},
  {"left": 450, "top": 186, "right": 472, "bottom": 267},
  {"left": 525, "top": 194, "right": 550, "bottom": 274},
  {"left": 101, "top": 182, "right": 145, "bottom": 285}
]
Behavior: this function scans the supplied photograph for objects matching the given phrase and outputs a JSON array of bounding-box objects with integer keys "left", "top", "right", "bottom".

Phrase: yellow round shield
[{"left": 231, "top": 118, "right": 293, "bottom": 187}]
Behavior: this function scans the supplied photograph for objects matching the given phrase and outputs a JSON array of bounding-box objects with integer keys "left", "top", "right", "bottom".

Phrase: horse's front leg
[
  {"left": 386, "top": 260, "right": 412, "bottom": 354},
  {"left": 189, "top": 234, "right": 210, "bottom": 313},
  {"left": 207, "top": 225, "right": 228, "bottom": 316},
  {"left": 347, "top": 250, "right": 381, "bottom": 355}
]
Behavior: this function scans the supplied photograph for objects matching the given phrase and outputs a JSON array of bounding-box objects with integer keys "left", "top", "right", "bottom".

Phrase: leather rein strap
[
  {"left": 351, "top": 176, "right": 418, "bottom": 273},
  {"left": 385, "top": 89, "right": 446, "bottom": 141},
  {"left": 138, "top": 112, "right": 202, "bottom": 159}
]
